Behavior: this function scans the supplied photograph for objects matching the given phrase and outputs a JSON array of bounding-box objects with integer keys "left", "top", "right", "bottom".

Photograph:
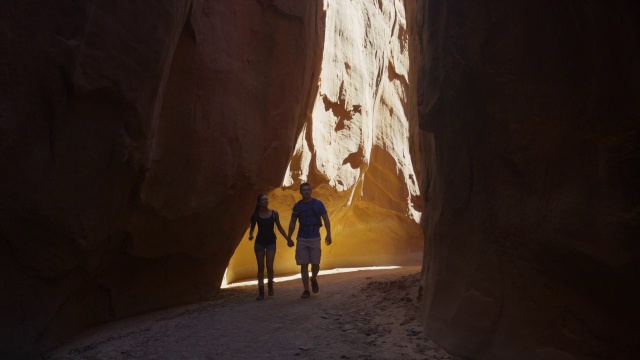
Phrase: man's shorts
[
  {"left": 254, "top": 243, "right": 276, "bottom": 252},
  {"left": 295, "top": 236, "right": 321, "bottom": 265}
]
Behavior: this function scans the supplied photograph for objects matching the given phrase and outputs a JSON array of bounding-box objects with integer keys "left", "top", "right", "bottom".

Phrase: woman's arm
[
  {"left": 249, "top": 220, "right": 256, "bottom": 240},
  {"left": 274, "top": 211, "right": 294, "bottom": 247}
]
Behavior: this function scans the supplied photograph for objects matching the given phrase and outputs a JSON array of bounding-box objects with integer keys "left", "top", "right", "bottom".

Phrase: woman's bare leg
[
  {"left": 266, "top": 250, "right": 276, "bottom": 283},
  {"left": 266, "top": 249, "right": 276, "bottom": 295},
  {"left": 255, "top": 249, "right": 265, "bottom": 286}
]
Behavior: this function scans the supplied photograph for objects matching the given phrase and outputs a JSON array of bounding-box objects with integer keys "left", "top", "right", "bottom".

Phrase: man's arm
[
  {"left": 321, "top": 213, "right": 332, "bottom": 245},
  {"left": 287, "top": 214, "right": 298, "bottom": 240}
]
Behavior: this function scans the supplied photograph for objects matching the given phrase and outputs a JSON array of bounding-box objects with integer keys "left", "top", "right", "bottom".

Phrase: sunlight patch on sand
[{"left": 221, "top": 266, "right": 401, "bottom": 288}]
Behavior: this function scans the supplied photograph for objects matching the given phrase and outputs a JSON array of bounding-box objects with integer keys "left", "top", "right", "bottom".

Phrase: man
[{"left": 287, "top": 182, "right": 332, "bottom": 298}]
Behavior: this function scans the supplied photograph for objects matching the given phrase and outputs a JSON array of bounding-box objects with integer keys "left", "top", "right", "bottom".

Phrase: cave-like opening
[{"left": 224, "top": 0, "right": 424, "bottom": 287}]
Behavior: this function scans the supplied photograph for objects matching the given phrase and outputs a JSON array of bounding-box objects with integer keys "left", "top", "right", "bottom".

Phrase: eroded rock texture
[
  {"left": 417, "top": 1, "right": 640, "bottom": 359},
  {"left": 227, "top": 0, "right": 425, "bottom": 283},
  {"left": 0, "top": 0, "right": 323, "bottom": 358}
]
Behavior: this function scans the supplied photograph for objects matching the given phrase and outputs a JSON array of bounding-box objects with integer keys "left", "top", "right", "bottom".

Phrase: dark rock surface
[
  {"left": 0, "top": 1, "right": 323, "bottom": 358},
  {"left": 416, "top": 1, "right": 640, "bottom": 359}
]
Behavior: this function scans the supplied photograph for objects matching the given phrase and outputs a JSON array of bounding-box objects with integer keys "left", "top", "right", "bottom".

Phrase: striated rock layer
[
  {"left": 416, "top": 1, "right": 640, "bottom": 359},
  {"left": 0, "top": 0, "right": 324, "bottom": 358},
  {"left": 227, "top": 0, "right": 424, "bottom": 284}
]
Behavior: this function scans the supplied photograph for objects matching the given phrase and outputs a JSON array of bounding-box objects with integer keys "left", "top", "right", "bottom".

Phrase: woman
[{"left": 248, "top": 194, "right": 293, "bottom": 300}]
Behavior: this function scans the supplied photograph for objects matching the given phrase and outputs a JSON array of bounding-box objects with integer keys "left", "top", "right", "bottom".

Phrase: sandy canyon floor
[{"left": 42, "top": 266, "right": 451, "bottom": 360}]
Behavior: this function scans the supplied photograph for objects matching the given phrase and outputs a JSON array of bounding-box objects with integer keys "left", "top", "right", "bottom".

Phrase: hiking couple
[{"left": 248, "top": 182, "right": 332, "bottom": 300}]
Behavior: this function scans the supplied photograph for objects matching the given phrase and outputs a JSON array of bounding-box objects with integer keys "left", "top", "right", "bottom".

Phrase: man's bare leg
[
  {"left": 311, "top": 264, "right": 320, "bottom": 280},
  {"left": 310, "top": 264, "right": 320, "bottom": 293},
  {"left": 300, "top": 264, "right": 310, "bottom": 291},
  {"left": 300, "top": 264, "right": 311, "bottom": 298}
]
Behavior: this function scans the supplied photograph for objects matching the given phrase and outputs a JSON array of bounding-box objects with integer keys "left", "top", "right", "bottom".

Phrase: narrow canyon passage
[
  {"left": 1, "top": 1, "right": 637, "bottom": 359},
  {"left": 43, "top": 267, "right": 451, "bottom": 360}
]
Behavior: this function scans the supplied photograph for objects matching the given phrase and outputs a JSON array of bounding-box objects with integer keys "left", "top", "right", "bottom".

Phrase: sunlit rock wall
[
  {"left": 0, "top": 1, "right": 323, "bottom": 358},
  {"left": 227, "top": 0, "right": 424, "bottom": 284},
  {"left": 417, "top": 1, "right": 640, "bottom": 359}
]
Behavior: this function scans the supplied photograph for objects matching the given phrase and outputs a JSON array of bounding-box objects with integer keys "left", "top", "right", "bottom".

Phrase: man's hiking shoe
[
  {"left": 301, "top": 290, "right": 310, "bottom": 299},
  {"left": 311, "top": 279, "right": 319, "bottom": 293}
]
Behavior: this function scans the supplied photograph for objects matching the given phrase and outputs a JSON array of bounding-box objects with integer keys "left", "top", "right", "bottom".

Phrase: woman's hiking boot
[
  {"left": 256, "top": 285, "right": 265, "bottom": 300},
  {"left": 268, "top": 280, "right": 274, "bottom": 296}
]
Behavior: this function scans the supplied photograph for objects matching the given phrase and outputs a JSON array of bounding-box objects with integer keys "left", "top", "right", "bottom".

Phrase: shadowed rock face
[
  {"left": 416, "top": 1, "right": 640, "bottom": 359},
  {"left": 0, "top": 0, "right": 323, "bottom": 358}
]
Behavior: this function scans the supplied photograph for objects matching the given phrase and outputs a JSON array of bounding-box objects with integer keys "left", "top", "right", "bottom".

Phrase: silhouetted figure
[
  {"left": 249, "top": 194, "right": 293, "bottom": 300},
  {"left": 287, "top": 182, "right": 333, "bottom": 298}
]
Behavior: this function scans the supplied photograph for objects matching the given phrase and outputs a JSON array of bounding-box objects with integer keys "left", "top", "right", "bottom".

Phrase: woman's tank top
[{"left": 255, "top": 211, "right": 277, "bottom": 245}]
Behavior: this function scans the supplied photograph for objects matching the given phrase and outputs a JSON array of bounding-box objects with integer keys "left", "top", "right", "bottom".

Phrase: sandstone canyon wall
[
  {"left": 226, "top": 0, "right": 425, "bottom": 284},
  {"left": 0, "top": 1, "right": 324, "bottom": 358},
  {"left": 416, "top": 1, "right": 639, "bottom": 359}
]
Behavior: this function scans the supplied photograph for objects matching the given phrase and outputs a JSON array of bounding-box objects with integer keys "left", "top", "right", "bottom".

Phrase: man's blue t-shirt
[{"left": 293, "top": 198, "right": 327, "bottom": 239}]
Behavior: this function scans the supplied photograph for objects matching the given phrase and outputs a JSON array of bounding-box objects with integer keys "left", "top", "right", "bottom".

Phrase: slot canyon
[{"left": 0, "top": 1, "right": 638, "bottom": 359}]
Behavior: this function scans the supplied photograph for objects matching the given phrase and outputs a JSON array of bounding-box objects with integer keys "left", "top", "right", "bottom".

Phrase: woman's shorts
[
  {"left": 254, "top": 243, "right": 276, "bottom": 252},
  {"left": 295, "top": 237, "right": 321, "bottom": 265}
]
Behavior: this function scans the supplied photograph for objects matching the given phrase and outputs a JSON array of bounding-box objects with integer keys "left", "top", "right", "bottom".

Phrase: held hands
[
  {"left": 249, "top": 234, "right": 254, "bottom": 241},
  {"left": 287, "top": 237, "right": 294, "bottom": 248},
  {"left": 325, "top": 234, "right": 332, "bottom": 246}
]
